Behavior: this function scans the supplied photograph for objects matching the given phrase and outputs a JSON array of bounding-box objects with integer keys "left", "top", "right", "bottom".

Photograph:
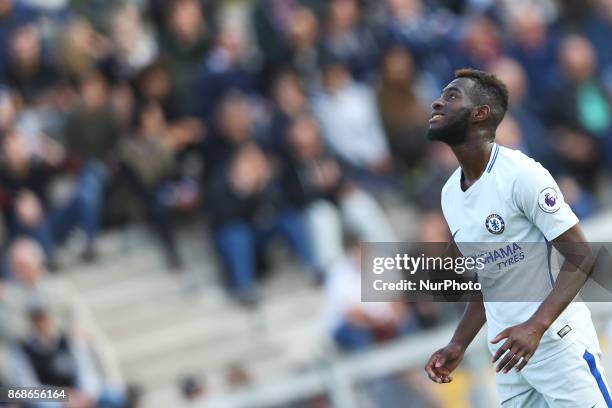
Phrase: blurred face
[
  {"left": 31, "top": 312, "right": 53, "bottom": 337},
  {"left": 219, "top": 98, "right": 251, "bottom": 143},
  {"left": 81, "top": 74, "right": 108, "bottom": 109},
  {"left": 329, "top": 0, "right": 359, "bottom": 31},
  {"left": 511, "top": 7, "right": 547, "bottom": 48},
  {"left": 2, "top": 130, "right": 28, "bottom": 170},
  {"left": 490, "top": 58, "right": 525, "bottom": 105},
  {"left": 9, "top": 240, "right": 43, "bottom": 286},
  {"left": 386, "top": 0, "right": 422, "bottom": 19},
  {"left": 464, "top": 17, "right": 500, "bottom": 62},
  {"left": 288, "top": 118, "right": 322, "bottom": 159},
  {"left": 560, "top": 36, "right": 596, "bottom": 82},
  {"left": 0, "top": 92, "right": 17, "bottom": 131},
  {"left": 289, "top": 7, "right": 318, "bottom": 47},
  {"left": 382, "top": 47, "right": 414, "bottom": 83},
  {"left": 139, "top": 103, "right": 165, "bottom": 137},
  {"left": 169, "top": 0, "right": 203, "bottom": 42},
  {"left": 10, "top": 25, "right": 40, "bottom": 66},
  {"left": 322, "top": 64, "right": 349, "bottom": 93},
  {"left": 427, "top": 78, "right": 475, "bottom": 145},
  {"left": 141, "top": 66, "right": 170, "bottom": 100},
  {"left": 274, "top": 74, "right": 306, "bottom": 114}
]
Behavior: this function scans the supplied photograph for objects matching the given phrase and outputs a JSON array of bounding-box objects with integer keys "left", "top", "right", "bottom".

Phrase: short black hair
[{"left": 455, "top": 68, "right": 508, "bottom": 129}]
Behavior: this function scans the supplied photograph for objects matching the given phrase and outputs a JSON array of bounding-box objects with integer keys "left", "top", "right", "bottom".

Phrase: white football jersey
[{"left": 441, "top": 143, "right": 598, "bottom": 362}]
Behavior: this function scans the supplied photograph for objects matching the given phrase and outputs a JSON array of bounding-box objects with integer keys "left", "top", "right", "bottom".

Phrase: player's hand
[
  {"left": 491, "top": 318, "right": 546, "bottom": 373},
  {"left": 424, "top": 342, "right": 464, "bottom": 383}
]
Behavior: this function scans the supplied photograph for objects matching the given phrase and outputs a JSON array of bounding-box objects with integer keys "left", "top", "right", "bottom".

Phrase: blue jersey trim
[
  {"left": 487, "top": 144, "right": 500, "bottom": 173},
  {"left": 583, "top": 350, "right": 612, "bottom": 407}
]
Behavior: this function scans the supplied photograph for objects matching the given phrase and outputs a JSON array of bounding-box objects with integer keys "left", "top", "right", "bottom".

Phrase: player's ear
[{"left": 472, "top": 105, "right": 490, "bottom": 123}]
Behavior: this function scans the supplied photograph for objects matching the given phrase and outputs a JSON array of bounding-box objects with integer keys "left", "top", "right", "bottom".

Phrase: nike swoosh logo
[{"left": 452, "top": 229, "right": 461, "bottom": 240}]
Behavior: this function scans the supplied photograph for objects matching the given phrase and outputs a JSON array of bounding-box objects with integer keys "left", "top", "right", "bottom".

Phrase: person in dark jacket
[{"left": 208, "top": 143, "right": 315, "bottom": 306}]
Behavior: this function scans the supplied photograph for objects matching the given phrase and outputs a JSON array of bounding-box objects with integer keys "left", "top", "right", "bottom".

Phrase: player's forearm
[
  {"left": 450, "top": 300, "right": 486, "bottom": 351},
  {"left": 530, "top": 227, "right": 594, "bottom": 330},
  {"left": 531, "top": 246, "right": 594, "bottom": 330}
]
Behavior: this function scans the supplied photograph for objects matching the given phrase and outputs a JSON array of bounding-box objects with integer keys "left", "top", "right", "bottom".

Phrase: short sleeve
[{"left": 514, "top": 163, "right": 578, "bottom": 241}]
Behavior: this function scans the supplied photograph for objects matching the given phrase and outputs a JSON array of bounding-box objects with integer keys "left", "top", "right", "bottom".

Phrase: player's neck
[{"left": 451, "top": 140, "right": 495, "bottom": 188}]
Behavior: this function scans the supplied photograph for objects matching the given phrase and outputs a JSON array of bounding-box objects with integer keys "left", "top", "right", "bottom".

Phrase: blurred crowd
[{"left": 0, "top": 0, "right": 611, "bottom": 406}]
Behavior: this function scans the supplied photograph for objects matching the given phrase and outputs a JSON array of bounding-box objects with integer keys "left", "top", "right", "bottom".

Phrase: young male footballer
[{"left": 423, "top": 68, "right": 611, "bottom": 407}]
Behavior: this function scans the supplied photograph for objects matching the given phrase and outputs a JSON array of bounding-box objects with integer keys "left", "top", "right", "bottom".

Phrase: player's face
[{"left": 426, "top": 78, "right": 474, "bottom": 146}]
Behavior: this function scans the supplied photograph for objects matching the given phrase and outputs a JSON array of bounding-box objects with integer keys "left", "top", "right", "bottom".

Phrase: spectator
[
  {"left": 54, "top": 71, "right": 120, "bottom": 260},
  {"left": 3, "top": 238, "right": 126, "bottom": 403},
  {"left": 8, "top": 305, "right": 126, "bottom": 408},
  {"left": 311, "top": 61, "right": 392, "bottom": 186},
  {"left": 208, "top": 144, "right": 317, "bottom": 305},
  {"left": 119, "top": 102, "right": 188, "bottom": 270},
  {"left": 323, "top": 235, "right": 419, "bottom": 352},
  {"left": 0, "top": 0, "right": 38, "bottom": 74},
  {"left": 267, "top": 70, "right": 310, "bottom": 154},
  {"left": 3, "top": 24, "right": 62, "bottom": 104},
  {"left": 0, "top": 127, "right": 63, "bottom": 265},
  {"left": 161, "top": 0, "right": 212, "bottom": 117},
  {"left": 489, "top": 57, "right": 557, "bottom": 172},
  {"left": 203, "top": 91, "right": 266, "bottom": 181},
  {"left": 196, "top": 30, "right": 258, "bottom": 123},
  {"left": 58, "top": 17, "right": 113, "bottom": 81},
  {"left": 376, "top": 46, "right": 429, "bottom": 171},
  {"left": 506, "top": 4, "right": 558, "bottom": 107},
  {"left": 109, "top": 4, "right": 158, "bottom": 79},
  {"left": 544, "top": 35, "right": 608, "bottom": 188},
  {"left": 281, "top": 115, "right": 395, "bottom": 273},
  {"left": 320, "top": 0, "right": 379, "bottom": 80}
]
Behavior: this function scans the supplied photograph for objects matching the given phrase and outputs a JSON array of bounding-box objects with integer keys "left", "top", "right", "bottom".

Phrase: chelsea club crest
[{"left": 485, "top": 213, "right": 505, "bottom": 234}]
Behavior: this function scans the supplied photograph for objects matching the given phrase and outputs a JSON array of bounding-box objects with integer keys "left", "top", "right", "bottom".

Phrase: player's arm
[
  {"left": 532, "top": 225, "right": 593, "bottom": 329},
  {"left": 425, "top": 300, "right": 485, "bottom": 383},
  {"left": 425, "top": 240, "right": 486, "bottom": 383},
  {"left": 492, "top": 163, "right": 590, "bottom": 374},
  {"left": 491, "top": 224, "right": 593, "bottom": 373}
]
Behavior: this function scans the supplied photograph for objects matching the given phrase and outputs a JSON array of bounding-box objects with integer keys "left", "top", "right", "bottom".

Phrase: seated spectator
[
  {"left": 119, "top": 101, "right": 202, "bottom": 270},
  {"left": 58, "top": 17, "right": 113, "bottom": 81},
  {"left": 4, "top": 238, "right": 90, "bottom": 340},
  {"left": 0, "top": 0, "right": 38, "bottom": 75},
  {"left": 544, "top": 35, "right": 608, "bottom": 189},
  {"left": 383, "top": 0, "right": 453, "bottom": 78},
  {"left": 282, "top": 115, "right": 395, "bottom": 273},
  {"left": 8, "top": 305, "right": 126, "bottom": 408},
  {"left": 376, "top": 46, "right": 429, "bottom": 171},
  {"left": 505, "top": 4, "right": 558, "bottom": 108},
  {"left": 3, "top": 238, "right": 126, "bottom": 403},
  {"left": 323, "top": 235, "right": 419, "bottom": 352},
  {"left": 286, "top": 6, "right": 321, "bottom": 85},
  {"left": 0, "top": 127, "right": 64, "bottom": 266},
  {"left": 203, "top": 91, "right": 259, "bottom": 180},
  {"left": 196, "top": 30, "right": 256, "bottom": 123},
  {"left": 159, "top": 0, "right": 212, "bottom": 117},
  {"left": 53, "top": 71, "right": 120, "bottom": 261},
  {"left": 4, "top": 23, "right": 63, "bottom": 105},
  {"left": 489, "top": 57, "right": 558, "bottom": 172},
  {"left": 109, "top": 4, "right": 158, "bottom": 79},
  {"left": 311, "top": 61, "right": 393, "bottom": 187},
  {"left": 320, "top": 0, "right": 379, "bottom": 80},
  {"left": 208, "top": 144, "right": 316, "bottom": 306},
  {"left": 266, "top": 70, "right": 310, "bottom": 154}
]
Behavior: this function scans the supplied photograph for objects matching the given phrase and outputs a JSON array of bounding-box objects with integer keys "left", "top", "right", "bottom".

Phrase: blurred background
[{"left": 0, "top": 0, "right": 612, "bottom": 406}]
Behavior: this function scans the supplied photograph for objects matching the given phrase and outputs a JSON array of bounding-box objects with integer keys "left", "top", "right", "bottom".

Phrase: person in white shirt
[{"left": 423, "top": 68, "right": 610, "bottom": 407}]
